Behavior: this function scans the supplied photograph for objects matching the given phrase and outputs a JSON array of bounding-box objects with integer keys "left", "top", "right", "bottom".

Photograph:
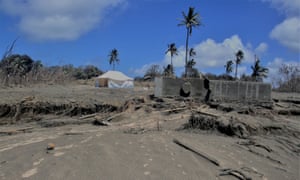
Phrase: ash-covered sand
[{"left": 0, "top": 84, "right": 299, "bottom": 180}]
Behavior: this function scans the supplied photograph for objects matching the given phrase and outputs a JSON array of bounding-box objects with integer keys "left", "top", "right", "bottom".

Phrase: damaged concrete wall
[{"left": 154, "top": 77, "right": 271, "bottom": 102}]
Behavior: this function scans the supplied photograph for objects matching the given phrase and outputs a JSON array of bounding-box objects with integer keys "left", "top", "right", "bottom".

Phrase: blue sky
[{"left": 0, "top": 0, "right": 299, "bottom": 79}]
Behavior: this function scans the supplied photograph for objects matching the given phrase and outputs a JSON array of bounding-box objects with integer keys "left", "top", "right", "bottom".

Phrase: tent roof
[{"left": 97, "top": 71, "right": 133, "bottom": 81}]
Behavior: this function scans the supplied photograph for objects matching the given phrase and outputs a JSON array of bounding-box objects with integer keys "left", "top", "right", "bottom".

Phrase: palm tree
[
  {"left": 186, "top": 48, "right": 197, "bottom": 77},
  {"left": 178, "top": 7, "right": 201, "bottom": 77},
  {"left": 189, "top": 48, "right": 196, "bottom": 60},
  {"left": 234, "top": 50, "right": 244, "bottom": 80},
  {"left": 224, "top": 60, "right": 233, "bottom": 75},
  {"left": 251, "top": 56, "right": 269, "bottom": 82},
  {"left": 165, "top": 43, "right": 178, "bottom": 69},
  {"left": 187, "top": 48, "right": 196, "bottom": 68},
  {"left": 108, "top": 48, "right": 119, "bottom": 70}
]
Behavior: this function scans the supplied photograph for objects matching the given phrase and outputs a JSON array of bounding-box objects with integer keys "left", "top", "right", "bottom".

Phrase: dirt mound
[
  {"left": 0, "top": 97, "right": 118, "bottom": 125},
  {"left": 182, "top": 113, "right": 256, "bottom": 138},
  {"left": 182, "top": 113, "right": 300, "bottom": 138}
]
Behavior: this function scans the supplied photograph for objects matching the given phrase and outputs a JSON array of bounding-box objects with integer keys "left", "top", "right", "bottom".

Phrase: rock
[{"left": 47, "top": 143, "right": 55, "bottom": 150}]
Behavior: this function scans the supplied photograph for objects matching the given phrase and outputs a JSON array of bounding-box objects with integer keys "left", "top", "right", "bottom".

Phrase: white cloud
[
  {"left": 255, "top": 42, "right": 268, "bottom": 54},
  {"left": 262, "top": 0, "right": 300, "bottom": 52},
  {"left": 164, "top": 46, "right": 186, "bottom": 67},
  {"left": 270, "top": 17, "right": 300, "bottom": 52},
  {"left": 163, "top": 35, "right": 260, "bottom": 70},
  {"left": 132, "top": 35, "right": 265, "bottom": 77},
  {"left": 0, "top": 0, "right": 127, "bottom": 41},
  {"left": 262, "top": 0, "right": 300, "bottom": 16}
]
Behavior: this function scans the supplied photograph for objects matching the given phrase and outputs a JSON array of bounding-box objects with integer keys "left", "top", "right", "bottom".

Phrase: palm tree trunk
[
  {"left": 185, "top": 28, "right": 189, "bottom": 78},
  {"left": 171, "top": 55, "right": 173, "bottom": 68},
  {"left": 235, "top": 63, "right": 238, "bottom": 80}
]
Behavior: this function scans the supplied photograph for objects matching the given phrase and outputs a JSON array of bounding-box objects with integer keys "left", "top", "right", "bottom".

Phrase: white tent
[{"left": 96, "top": 71, "right": 134, "bottom": 88}]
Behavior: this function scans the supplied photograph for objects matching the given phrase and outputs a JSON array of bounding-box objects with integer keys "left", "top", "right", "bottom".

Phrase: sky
[{"left": 0, "top": 0, "right": 299, "bottom": 80}]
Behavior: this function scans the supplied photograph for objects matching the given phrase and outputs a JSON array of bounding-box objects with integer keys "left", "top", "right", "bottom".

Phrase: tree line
[{"left": 0, "top": 40, "right": 123, "bottom": 87}]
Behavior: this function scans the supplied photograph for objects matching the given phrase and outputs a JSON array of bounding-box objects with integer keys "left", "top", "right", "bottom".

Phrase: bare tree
[
  {"left": 144, "top": 64, "right": 162, "bottom": 80},
  {"left": 275, "top": 63, "right": 300, "bottom": 92}
]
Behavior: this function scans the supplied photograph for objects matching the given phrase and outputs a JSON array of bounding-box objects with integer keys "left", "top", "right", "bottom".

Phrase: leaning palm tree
[
  {"left": 108, "top": 48, "right": 119, "bottom": 70},
  {"left": 251, "top": 57, "right": 269, "bottom": 82},
  {"left": 165, "top": 43, "right": 178, "bottom": 70},
  {"left": 178, "top": 7, "right": 201, "bottom": 77},
  {"left": 224, "top": 60, "right": 233, "bottom": 75},
  {"left": 234, "top": 50, "right": 244, "bottom": 80}
]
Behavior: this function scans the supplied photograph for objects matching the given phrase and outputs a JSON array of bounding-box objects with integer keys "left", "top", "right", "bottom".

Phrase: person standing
[{"left": 204, "top": 77, "right": 211, "bottom": 102}]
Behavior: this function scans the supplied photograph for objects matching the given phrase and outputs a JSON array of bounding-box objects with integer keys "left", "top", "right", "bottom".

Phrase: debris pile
[{"left": 183, "top": 113, "right": 255, "bottom": 138}]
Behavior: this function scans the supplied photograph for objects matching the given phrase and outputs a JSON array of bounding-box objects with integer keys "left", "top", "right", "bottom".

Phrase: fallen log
[
  {"left": 191, "top": 109, "right": 219, "bottom": 118},
  {"left": 0, "top": 127, "right": 34, "bottom": 136},
  {"left": 92, "top": 119, "right": 110, "bottom": 126},
  {"left": 238, "top": 140, "right": 273, "bottom": 153},
  {"left": 64, "top": 132, "right": 84, "bottom": 135},
  {"left": 219, "top": 168, "right": 252, "bottom": 180},
  {"left": 173, "top": 138, "right": 220, "bottom": 166},
  {"left": 79, "top": 113, "right": 97, "bottom": 120},
  {"left": 161, "top": 107, "right": 187, "bottom": 113},
  {"left": 105, "top": 113, "right": 124, "bottom": 122}
]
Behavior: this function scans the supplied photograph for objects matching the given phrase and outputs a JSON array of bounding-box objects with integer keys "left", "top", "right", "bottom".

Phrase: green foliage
[
  {"left": 224, "top": 60, "right": 233, "bottom": 74},
  {"left": 251, "top": 58, "right": 268, "bottom": 82},
  {"left": 0, "top": 54, "right": 34, "bottom": 77},
  {"left": 234, "top": 50, "right": 244, "bottom": 80},
  {"left": 178, "top": 7, "right": 201, "bottom": 77},
  {"left": 73, "top": 65, "right": 102, "bottom": 80},
  {"left": 163, "top": 64, "right": 174, "bottom": 77},
  {"left": 108, "top": 48, "right": 119, "bottom": 70},
  {"left": 165, "top": 43, "right": 178, "bottom": 73},
  {"left": 178, "top": 7, "right": 201, "bottom": 35}
]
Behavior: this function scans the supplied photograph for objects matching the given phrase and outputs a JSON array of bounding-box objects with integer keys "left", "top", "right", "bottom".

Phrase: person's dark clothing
[{"left": 204, "top": 78, "right": 211, "bottom": 102}]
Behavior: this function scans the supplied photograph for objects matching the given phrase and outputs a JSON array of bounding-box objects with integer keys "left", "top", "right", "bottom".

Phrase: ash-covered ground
[{"left": 0, "top": 84, "right": 299, "bottom": 180}]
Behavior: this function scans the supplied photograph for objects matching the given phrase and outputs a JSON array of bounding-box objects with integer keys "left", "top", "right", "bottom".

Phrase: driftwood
[
  {"left": 236, "top": 142, "right": 283, "bottom": 165},
  {"left": 238, "top": 140, "right": 273, "bottom": 153},
  {"left": 173, "top": 138, "right": 220, "bottom": 166},
  {"left": 64, "top": 132, "right": 84, "bottom": 135},
  {"left": 92, "top": 120, "right": 110, "bottom": 126},
  {"left": 79, "top": 113, "right": 97, "bottom": 120},
  {"left": 93, "top": 113, "right": 124, "bottom": 126},
  {"left": 219, "top": 168, "right": 252, "bottom": 180},
  {"left": 80, "top": 112, "right": 123, "bottom": 122},
  {"left": 104, "top": 113, "right": 123, "bottom": 122},
  {"left": 241, "top": 167, "right": 264, "bottom": 178},
  {"left": 0, "top": 127, "right": 34, "bottom": 135},
  {"left": 161, "top": 107, "right": 187, "bottom": 113},
  {"left": 191, "top": 109, "right": 219, "bottom": 118}
]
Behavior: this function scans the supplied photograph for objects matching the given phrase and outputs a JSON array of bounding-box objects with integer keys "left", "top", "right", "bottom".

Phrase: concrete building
[{"left": 154, "top": 77, "right": 271, "bottom": 102}]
